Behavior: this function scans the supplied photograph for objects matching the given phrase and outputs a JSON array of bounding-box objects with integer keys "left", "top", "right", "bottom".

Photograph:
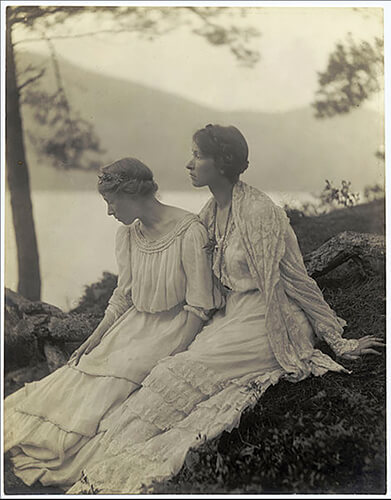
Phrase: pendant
[{"left": 203, "top": 236, "right": 218, "bottom": 255}]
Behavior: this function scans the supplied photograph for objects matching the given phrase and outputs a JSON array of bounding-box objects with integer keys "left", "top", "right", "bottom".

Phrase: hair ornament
[{"left": 98, "top": 172, "right": 127, "bottom": 186}]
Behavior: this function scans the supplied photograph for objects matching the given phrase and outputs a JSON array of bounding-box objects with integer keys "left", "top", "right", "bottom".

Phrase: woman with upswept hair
[
  {"left": 4, "top": 157, "right": 221, "bottom": 487},
  {"left": 68, "top": 124, "right": 383, "bottom": 494}
]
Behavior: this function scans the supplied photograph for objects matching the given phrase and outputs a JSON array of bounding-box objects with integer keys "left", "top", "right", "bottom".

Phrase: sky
[{"left": 12, "top": 4, "right": 384, "bottom": 113}]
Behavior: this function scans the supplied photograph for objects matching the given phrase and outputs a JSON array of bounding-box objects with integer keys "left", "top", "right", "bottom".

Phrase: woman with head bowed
[
  {"left": 4, "top": 157, "right": 221, "bottom": 487},
  {"left": 66, "top": 124, "right": 383, "bottom": 494}
]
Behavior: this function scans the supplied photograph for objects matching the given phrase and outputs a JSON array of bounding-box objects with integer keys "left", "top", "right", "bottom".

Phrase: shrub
[
  {"left": 319, "top": 179, "right": 360, "bottom": 209},
  {"left": 71, "top": 272, "right": 117, "bottom": 317},
  {"left": 363, "top": 183, "right": 385, "bottom": 202}
]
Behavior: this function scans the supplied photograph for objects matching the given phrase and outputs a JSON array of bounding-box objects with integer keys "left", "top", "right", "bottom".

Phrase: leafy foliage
[
  {"left": 312, "top": 35, "right": 383, "bottom": 118},
  {"left": 70, "top": 271, "right": 117, "bottom": 317},
  {"left": 23, "top": 88, "right": 104, "bottom": 169},
  {"left": 284, "top": 179, "right": 360, "bottom": 223},
  {"left": 319, "top": 179, "right": 360, "bottom": 208},
  {"left": 9, "top": 5, "right": 260, "bottom": 172},
  {"left": 363, "top": 183, "right": 385, "bottom": 202}
]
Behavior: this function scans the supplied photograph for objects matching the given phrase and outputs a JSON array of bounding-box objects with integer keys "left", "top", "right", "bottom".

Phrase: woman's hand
[
  {"left": 68, "top": 332, "right": 103, "bottom": 366},
  {"left": 340, "top": 335, "right": 385, "bottom": 361}
]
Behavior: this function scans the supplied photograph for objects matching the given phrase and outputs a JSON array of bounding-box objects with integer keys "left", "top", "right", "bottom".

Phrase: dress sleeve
[
  {"left": 104, "top": 225, "right": 133, "bottom": 322},
  {"left": 181, "top": 220, "right": 222, "bottom": 320},
  {"left": 279, "top": 225, "right": 359, "bottom": 356}
]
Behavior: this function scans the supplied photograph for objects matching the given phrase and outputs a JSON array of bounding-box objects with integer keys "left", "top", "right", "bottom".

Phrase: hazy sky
[{"left": 14, "top": 5, "right": 384, "bottom": 113}]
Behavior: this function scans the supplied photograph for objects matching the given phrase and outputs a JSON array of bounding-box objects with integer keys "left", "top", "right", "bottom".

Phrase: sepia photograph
[{"left": 1, "top": 0, "right": 387, "bottom": 496}]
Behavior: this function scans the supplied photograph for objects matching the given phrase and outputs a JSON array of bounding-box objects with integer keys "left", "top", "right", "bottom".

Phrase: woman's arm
[
  {"left": 170, "top": 220, "right": 222, "bottom": 355},
  {"left": 170, "top": 312, "right": 204, "bottom": 355},
  {"left": 69, "top": 226, "right": 133, "bottom": 365},
  {"left": 233, "top": 183, "right": 383, "bottom": 371},
  {"left": 182, "top": 220, "right": 223, "bottom": 314},
  {"left": 68, "top": 312, "right": 117, "bottom": 365},
  {"left": 280, "top": 225, "right": 384, "bottom": 358}
]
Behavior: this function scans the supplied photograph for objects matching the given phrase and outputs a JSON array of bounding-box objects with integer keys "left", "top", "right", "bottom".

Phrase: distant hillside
[{"left": 15, "top": 51, "right": 384, "bottom": 192}]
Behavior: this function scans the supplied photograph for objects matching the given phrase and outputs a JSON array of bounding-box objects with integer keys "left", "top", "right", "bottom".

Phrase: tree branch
[
  {"left": 42, "top": 32, "right": 68, "bottom": 104},
  {"left": 13, "top": 28, "right": 141, "bottom": 46},
  {"left": 187, "top": 6, "right": 216, "bottom": 26},
  {"left": 18, "top": 68, "right": 45, "bottom": 91},
  {"left": 9, "top": 6, "right": 85, "bottom": 27}
]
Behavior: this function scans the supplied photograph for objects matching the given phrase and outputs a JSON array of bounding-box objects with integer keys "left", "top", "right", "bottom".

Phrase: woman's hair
[
  {"left": 98, "top": 157, "right": 158, "bottom": 196},
  {"left": 193, "top": 124, "right": 249, "bottom": 183}
]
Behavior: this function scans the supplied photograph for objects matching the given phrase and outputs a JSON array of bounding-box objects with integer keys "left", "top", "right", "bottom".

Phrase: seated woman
[
  {"left": 67, "top": 125, "right": 384, "bottom": 495},
  {"left": 4, "top": 157, "right": 220, "bottom": 487}
]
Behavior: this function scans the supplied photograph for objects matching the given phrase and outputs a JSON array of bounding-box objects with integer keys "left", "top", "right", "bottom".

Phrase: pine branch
[
  {"left": 14, "top": 28, "right": 141, "bottom": 46},
  {"left": 18, "top": 68, "right": 46, "bottom": 91}
]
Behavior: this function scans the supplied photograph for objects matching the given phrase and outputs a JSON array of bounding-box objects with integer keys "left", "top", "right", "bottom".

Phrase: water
[{"left": 4, "top": 189, "right": 316, "bottom": 311}]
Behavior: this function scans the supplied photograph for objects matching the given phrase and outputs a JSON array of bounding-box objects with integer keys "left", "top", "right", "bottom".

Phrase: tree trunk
[{"left": 6, "top": 13, "right": 41, "bottom": 300}]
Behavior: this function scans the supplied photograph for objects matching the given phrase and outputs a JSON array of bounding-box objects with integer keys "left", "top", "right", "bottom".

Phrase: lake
[{"left": 4, "top": 189, "right": 317, "bottom": 311}]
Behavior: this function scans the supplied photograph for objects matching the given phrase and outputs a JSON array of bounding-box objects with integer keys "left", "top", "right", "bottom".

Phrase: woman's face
[
  {"left": 186, "top": 141, "right": 223, "bottom": 188},
  {"left": 102, "top": 191, "right": 139, "bottom": 225}
]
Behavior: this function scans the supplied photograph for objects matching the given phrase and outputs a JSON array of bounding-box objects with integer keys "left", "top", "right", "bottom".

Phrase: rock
[
  {"left": 4, "top": 288, "right": 100, "bottom": 374},
  {"left": 304, "top": 231, "right": 385, "bottom": 278},
  {"left": 4, "top": 303, "right": 42, "bottom": 372},
  {"left": 48, "top": 314, "right": 100, "bottom": 343},
  {"left": 44, "top": 342, "right": 69, "bottom": 372},
  {"left": 5, "top": 288, "right": 64, "bottom": 316}
]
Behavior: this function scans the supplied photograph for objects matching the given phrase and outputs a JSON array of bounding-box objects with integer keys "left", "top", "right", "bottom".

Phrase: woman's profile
[{"left": 4, "top": 157, "right": 220, "bottom": 486}]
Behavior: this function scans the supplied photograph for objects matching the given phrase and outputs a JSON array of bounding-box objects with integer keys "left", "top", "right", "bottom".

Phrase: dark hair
[
  {"left": 193, "top": 124, "right": 249, "bottom": 183},
  {"left": 98, "top": 157, "right": 158, "bottom": 196}
]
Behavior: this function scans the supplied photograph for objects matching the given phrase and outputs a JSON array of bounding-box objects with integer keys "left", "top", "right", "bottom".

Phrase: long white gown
[
  {"left": 67, "top": 193, "right": 356, "bottom": 494},
  {"left": 4, "top": 213, "right": 219, "bottom": 487}
]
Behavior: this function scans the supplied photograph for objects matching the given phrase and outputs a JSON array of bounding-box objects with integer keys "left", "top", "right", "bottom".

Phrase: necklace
[{"left": 213, "top": 202, "right": 232, "bottom": 286}]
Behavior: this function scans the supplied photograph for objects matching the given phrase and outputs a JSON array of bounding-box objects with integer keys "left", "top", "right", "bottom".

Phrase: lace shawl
[{"left": 200, "top": 181, "right": 356, "bottom": 381}]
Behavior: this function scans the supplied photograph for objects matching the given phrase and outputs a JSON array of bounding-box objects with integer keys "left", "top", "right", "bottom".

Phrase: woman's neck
[
  {"left": 209, "top": 180, "right": 235, "bottom": 209},
  {"left": 138, "top": 197, "right": 165, "bottom": 229}
]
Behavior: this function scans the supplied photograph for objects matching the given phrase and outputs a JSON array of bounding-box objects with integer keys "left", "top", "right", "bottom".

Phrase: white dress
[
  {"left": 4, "top": 213, "right": 218, "bottom": 487},
  {"left": 67, "top": 219, "right": 334, "bottom": 494}
]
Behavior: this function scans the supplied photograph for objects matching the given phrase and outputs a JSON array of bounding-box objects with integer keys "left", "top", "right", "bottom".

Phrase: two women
[
  {"left": 5, "top": 124, "right": 382, "bottom": 493},
  {"left": 66, "top": 125, "right": 382, "bottom": 494}
]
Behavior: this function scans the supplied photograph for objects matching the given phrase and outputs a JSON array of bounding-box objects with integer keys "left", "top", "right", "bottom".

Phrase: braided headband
[
  {"left": 98, "top": 172, "right": 126, "bottom": 185},
  {"left": 98, "top": 171, "right": 157, "bottom": 197},
  {"left": 98, "top": 172, "right": 154, "bottom": 186}
]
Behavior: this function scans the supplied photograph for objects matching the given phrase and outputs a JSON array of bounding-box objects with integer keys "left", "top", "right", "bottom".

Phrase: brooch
[{"left": 203, "top": 236, "right": 218, "bottom": 255}]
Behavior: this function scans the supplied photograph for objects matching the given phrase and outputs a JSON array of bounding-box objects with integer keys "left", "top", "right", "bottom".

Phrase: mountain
[{"left": 16, "top": 51, "right": 384, "bottom": 192}]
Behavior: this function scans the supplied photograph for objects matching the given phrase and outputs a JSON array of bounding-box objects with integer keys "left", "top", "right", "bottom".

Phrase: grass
[{"left": 4, "top": 198, "right": 386, "bottom": 495}]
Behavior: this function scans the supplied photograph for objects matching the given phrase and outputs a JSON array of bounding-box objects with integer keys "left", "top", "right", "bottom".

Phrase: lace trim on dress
[
  {"left": 183, "top": 305, "right": 211, "bottom": 322},
  {"left": 318, "top": 326, "right": 360, "bottom": 356},
  {"left": 154, "top": 357, "right": 226, "bottom": 395},
  {"left": 67, "top": 368, "right": 285, "bottom": 495},
  {"left": 132, "top": 214, "right": 201, "bottom": 253},
  {"left": 102, "top": 358, "right": 226, "bottom": 449},
  {"left": 107, "top": 390, "right": 190, "bottom": 440}
]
